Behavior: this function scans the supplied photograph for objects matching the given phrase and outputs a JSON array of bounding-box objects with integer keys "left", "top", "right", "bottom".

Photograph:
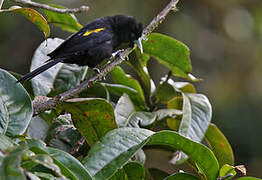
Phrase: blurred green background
[{"left": 0, "top": 0, "right": 261, "bottom": 177}]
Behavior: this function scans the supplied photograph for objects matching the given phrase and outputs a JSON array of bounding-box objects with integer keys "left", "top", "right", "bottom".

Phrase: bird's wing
[{"left": 48, "top": 24, "right": 113, "bottom": 58}]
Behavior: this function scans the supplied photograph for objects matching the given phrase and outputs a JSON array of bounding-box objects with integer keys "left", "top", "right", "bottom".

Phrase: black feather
[{"left": 17, "top": 15, "right": 143, "bottom": 82}]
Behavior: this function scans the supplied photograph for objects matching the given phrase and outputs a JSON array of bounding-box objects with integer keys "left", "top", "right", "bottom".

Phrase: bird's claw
[
  {"left": 93, "top": 68, "right": 101, "bottom": 74},
  {"left": 111, "top": 49, "right": 126, "bottom": 60},
  {"left": 92, "top": 68, "right": 106, "bottom": 80}
]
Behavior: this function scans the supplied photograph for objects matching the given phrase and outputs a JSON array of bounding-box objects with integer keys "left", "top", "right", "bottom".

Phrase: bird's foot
[
  {"left": 92, "top": 68, "right": 106, "bottom": 80},
  {"left": 93, "top": 67, "right": 100, "bottom": 74},
  {"left": 111, "top": 49, "right": 126, "bottom": 60}
]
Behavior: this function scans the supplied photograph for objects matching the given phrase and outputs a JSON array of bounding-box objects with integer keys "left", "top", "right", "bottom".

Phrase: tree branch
[
  {"left": 33, "top": 0, "right": 179, "bottom": 116},
  {"left": 10, "top": 0, "right": 89, "bottom": 13}
]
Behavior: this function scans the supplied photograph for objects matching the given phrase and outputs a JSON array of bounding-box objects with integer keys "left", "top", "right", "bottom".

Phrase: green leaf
[
  {"left": 9, "top": 71, "right": 34, "bottom": 98},
  {"left": 135, "top": 48, "right": 151, "bottom": 67},
  {"left": 45, "top": 114, "right": 82, "bottom": 153},
  {"left": 147, "top": 131, "right": 219, "bottom": 180},
  {"left": 219, "top": 164, "right": 236, "bottom": 180},
  {"left": 59, "top": 98, "right": 117, "bottom": 146},
  {"left": 80, "top": 82, "right": 109, "bottom": 99},
  {"left": 174, "top": 93, "right": 212, "bottom": 164},
  {"left": 29, "top": 144, "right": 92, "bottom": 180},
  {"left": 205, "top": 123, "right": 234, "bottom": 167},
  {"left": 143, "top": 33, "right": 196, "bottom": 80},
  {"left": 30, "top": 38, "right": 64, "bottom": 96},
  {"left": 123, "top": 162, "right": 146, "bottom": 180},
  {"left": 168, "top": 96, "right": 183, "bottom": 110},
  {"left": 0, "top": 135, "right": 17, "bottom": 152},
  {"left": 167, "top": 80, "right": 196, "bottom": 93},
  {"left": 1, "top": 145, "right": 28, "bottom": 180},
  {"left": 49, "top": 64, "right": 87, "bottom": 96},
  {"left": 110, "top": 66, "right": 146, "bottom": 110},
  {"left": 164, "top": 172, "right": 200, "bottom": 180},
  {"left": 1, "top": 6, "right": 50, "bottom": 38},
  {"left": 154, "top": 109, "right": 182, "bottom": 121},
  {"left": 109, "top": 162, "right": 145, "bottom": 180},
  {"left": 102, "top": 83, "right": 138, "bottom": 100},
  {"left": 127, "top": 52, "right": 151, "bottom": 97},
  {"left": 155, "top": 82, "right": 179, "bottom": 103},
  {"left": 237, "top": 177, "right": 262, "bottom": 180},
  {"left": 82, "top": 127, "right": 154, "bottom": 179},
  {"left": 30, "top": 172, "right": 61, "bottom": 180},
  {"left": 27, "top": 116, "right": 49, "bottom": 140},
  {"left": 26, "top": 172, "right": 41, "bottom": 180},
  {"left": 179, "top": 93, "right": 212, "bottom": 142},
  {"left": 29, "top": 154, "right": 66, "bottom": 179},
  {"left": 114, "top": 94, "right": 136, "bottom": 127},
  {"left": 43, "top": 5, "right": 83, "bottom": 33},
  {"left": 0, "top": 68, "right": 33, "bottom": 136},
  {"left": 128, "top": 111, "right": 156, "bottom": 127}
]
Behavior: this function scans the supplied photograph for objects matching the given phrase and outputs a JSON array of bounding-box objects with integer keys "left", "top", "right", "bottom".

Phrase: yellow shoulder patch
[{"left": 83, "top": 27, "right": 105, "bottom": 36}]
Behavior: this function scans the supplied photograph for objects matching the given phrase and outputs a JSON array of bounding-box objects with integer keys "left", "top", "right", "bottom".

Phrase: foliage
[{"left": 0, "top": 1, "right": 260, "bottom": 180}]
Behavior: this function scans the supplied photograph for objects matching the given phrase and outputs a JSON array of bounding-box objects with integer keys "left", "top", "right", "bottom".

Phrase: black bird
[{"left": 17, "top": 15, "right": 143, "bottom": 82}]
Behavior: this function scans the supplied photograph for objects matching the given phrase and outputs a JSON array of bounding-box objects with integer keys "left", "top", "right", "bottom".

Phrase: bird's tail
[{"left": 17, "top": 58, "right": 63, "bottom": 83}]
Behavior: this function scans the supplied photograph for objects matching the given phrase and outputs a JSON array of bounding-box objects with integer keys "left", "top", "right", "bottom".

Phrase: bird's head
[{"left": 111, "top": 15, "right": 143, "bottom": 53}]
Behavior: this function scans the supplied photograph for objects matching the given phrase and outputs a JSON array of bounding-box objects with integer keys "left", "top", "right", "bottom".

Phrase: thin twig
[
  {"left": 10, "top": 0, "right": 89, "bottom": 13},
  {"left": 33, "top": 0, "right": 180, "bottom": 116},
  {"left": 0, "top": 0, "right": 4, "bottom": 9}
]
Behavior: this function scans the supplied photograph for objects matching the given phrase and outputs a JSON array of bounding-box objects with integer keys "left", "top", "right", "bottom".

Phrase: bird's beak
[{"left": 135, "top": 37, "right": 143, "bottom": 54}]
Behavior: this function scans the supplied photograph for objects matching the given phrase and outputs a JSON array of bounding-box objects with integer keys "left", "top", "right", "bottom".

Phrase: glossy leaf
[
  {"left": 143, "top": 33, "right": 196, "bottom": 80},
  {"left": 82, "top": 127, "right": 154, "bottom": 179},
  {"left": 156, "top": 82, "right": 179, "bottom": 103},
  {"left": 147, "top": 131, "right": 219, "bottom": 180},
  {"left": 45, "top": 114, "right": 81, "bottom": 153},
  {"left": 0, "top": 135, "right": 17, "bottom": 152},
  {"left": 102, "top": 83, "right": 138, "bottom": 100},
  {"left": 167, "top": 80, "right": 196, "bottom": 93},
  {"left": 59, "top": 98, "right": 117, "bottom": 146},
  {"left": 166, "top": 118, "right": 181, "bottom": 131},
  {"left": 127, "top": 111, "right": 156, "bottom": 127},
  {"left": 127, "top": 52, "right": 151, "bottom": 97},
  {"left": 173, "top": 93, "right": 212, "bottom": 163},
  {"left": 30, "top": 38, "right": 64, "bottom": 96},
  {"left": 123, "top": 162, "right": 146, "bottom": 180},
  {"left": 49, "top": 64, "right": 87, "bottom": 96},
  {"left": 179, "top": 93, "right": 212, "bottom": 142},
  {"left": 114, "top": 94, "right": 136, "bottom": 127},
  {"left": 109, "top": 162, "right": 146, "bottom": 180},
  {"left": 80, "top": 82, "right": 109, "bottom": 99},
  {"left": 154, "top": 109, "right": 182, "bottom": 122},
  {"left": 110, "top": 66, "right": 146, "bottom": 110},
  {"left": 0, "top": 68, "right": 33, "bottom": 136},
  {"left": 219, "top": 164, "right": 236, "bottom": 180},
  {"left": 44, "top": 5, "right": 83, "bottom": 33},
  {"left": 168, "top": 96, "right": 183, "bottom": 110},
  {"left": 205, "top": 123, "right": 234, "bottom": 167},
  {"left": 237, "top": 177, "right": 262, "bottom": 180},
  {"left": 9, "top": 71, "right": 34, "bottom": 98},
  {"left": 1, "top": 6, "right": 50, "bottom": 38},
  {"left": 29, "top": 143, "right": 92, "bottom": 180},
  {"left": 1, "top": 145, "right": 27, "bottom": 180},
  {"left": 164, "top": 172, "right": 200, "bottom": 180},
  {"left": 30, "top": 172, "right": 59, "bottom": 180},
  {"left": 29, "top": 154, "right": 66, "bottom": 178},
  {"left": 27, "top": 116, "right": 49, "bottom": 141}
]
